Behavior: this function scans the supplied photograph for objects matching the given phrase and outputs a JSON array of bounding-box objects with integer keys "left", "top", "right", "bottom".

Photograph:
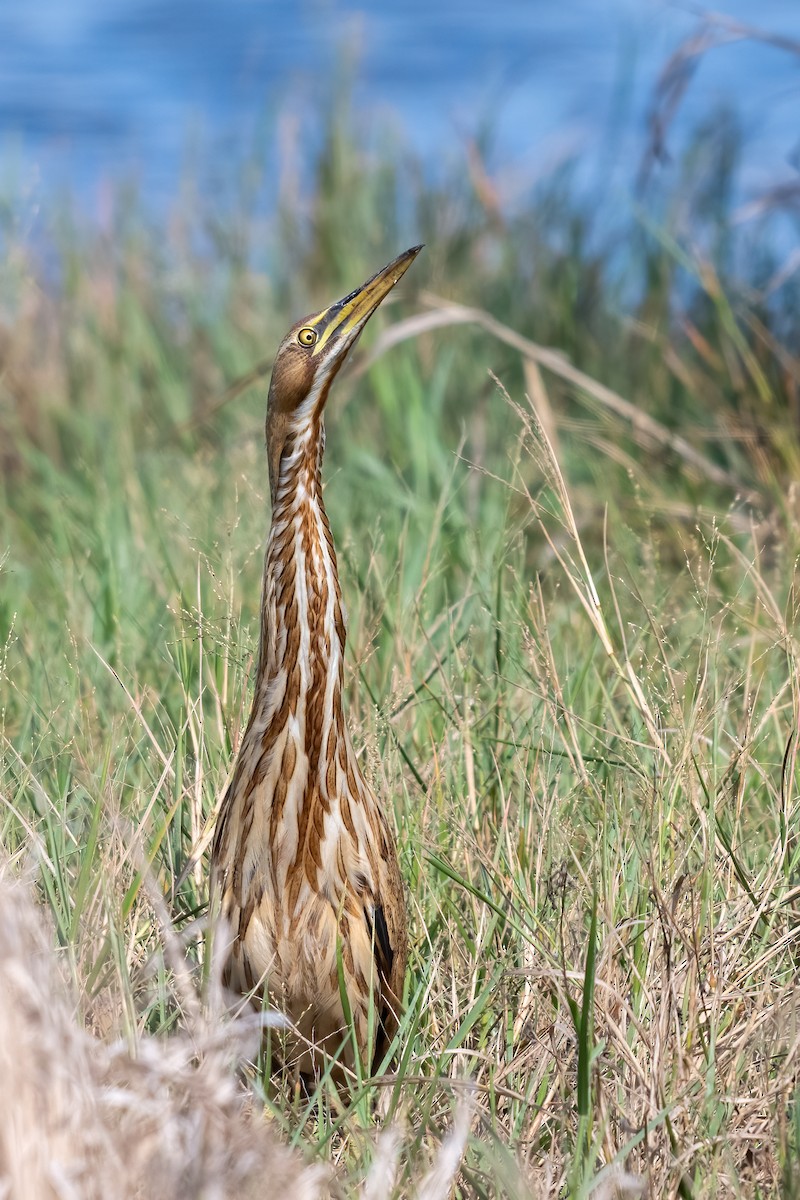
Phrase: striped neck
[{"left": 256, "top": 417, "right": 347, "bottom": 769}]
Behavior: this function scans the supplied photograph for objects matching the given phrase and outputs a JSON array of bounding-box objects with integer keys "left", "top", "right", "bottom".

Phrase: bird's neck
[{"left": 256, "top": 418, "right": 347, "bottom": 742}]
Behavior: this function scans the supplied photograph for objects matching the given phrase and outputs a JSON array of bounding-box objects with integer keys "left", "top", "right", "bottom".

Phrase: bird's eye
[{"left": 297, "top": 327, "right": 317, "bottom": 347}]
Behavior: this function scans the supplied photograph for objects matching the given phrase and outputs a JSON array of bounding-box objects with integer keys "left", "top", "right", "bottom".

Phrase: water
[{"left": 1, "top": 0, "right": 798, "bottom": 216}]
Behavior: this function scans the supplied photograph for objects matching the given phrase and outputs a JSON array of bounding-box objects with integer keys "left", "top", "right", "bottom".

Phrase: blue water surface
[{"left": 0, "top": 0, "right": 798, "bottom": 217}]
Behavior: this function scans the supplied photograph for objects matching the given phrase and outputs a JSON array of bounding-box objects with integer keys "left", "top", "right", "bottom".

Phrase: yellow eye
[{"left": 297, "top": 327, "right": 317, "bottom": 347}]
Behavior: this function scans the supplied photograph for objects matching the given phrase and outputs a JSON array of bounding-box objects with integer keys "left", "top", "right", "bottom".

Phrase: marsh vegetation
[{"left": 1, "top": 47, "right": 800, "bottom": 1196}]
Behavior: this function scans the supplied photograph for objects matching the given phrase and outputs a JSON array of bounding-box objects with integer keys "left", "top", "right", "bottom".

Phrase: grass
[{"left": 1, "top": 73, "right": 800, "bottom": 1196}]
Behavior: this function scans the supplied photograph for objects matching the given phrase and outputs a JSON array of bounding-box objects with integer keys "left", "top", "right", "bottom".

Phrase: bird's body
[{"left": 211, "top": 248, "right": 421, "bottom": 1078}]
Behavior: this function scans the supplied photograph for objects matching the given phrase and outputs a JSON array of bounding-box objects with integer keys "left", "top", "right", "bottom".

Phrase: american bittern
[{"left": 211, "top": 246, "right": 422, "bottom": 1079}]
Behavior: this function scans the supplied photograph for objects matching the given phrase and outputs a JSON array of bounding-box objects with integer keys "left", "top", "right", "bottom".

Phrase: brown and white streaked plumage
[{"left": 211, "top": 246, "right": 422, "bottom": 1079}]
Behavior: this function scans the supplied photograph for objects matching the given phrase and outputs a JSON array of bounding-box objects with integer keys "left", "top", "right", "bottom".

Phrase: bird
[{"left": 211, "top": 246, "right": 423, "bottom": 1082}]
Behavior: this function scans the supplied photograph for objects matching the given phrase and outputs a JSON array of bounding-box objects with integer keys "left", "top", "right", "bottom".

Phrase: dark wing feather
[
  {"left": 372, "top": 903, "right": 394, "bottom": 976},
  {"left": 364, "top": 900, "right": 401, "bottom": 1069}
]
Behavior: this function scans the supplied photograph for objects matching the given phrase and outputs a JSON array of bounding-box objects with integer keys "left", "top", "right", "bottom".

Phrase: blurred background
[{"left": 1, "top": 1, "right": 798, "bottom": 239}]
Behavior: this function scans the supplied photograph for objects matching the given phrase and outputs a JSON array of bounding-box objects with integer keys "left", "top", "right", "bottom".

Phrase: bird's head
[{"left": 265, "top": 244, "right": 423, "bottom": 501}]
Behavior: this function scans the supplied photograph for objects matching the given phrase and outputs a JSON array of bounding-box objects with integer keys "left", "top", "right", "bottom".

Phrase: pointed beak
[{"left": 311, "top": 245, "right": 423, "bottom": 358}]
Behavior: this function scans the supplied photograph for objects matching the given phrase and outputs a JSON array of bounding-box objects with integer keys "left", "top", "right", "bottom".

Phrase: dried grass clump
[{"left": 0, "top": 857, "right": 327, "bottom": 1200}]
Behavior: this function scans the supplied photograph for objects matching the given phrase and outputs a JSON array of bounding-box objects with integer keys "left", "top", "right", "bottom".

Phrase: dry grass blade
[
  {"left": 736, "top": 181, "right": 800, "bottom": 225},
  {"left": 500, "top": 374, "right": 671, "bottom": 767},
  {"left": 415, "top": 1102, "right": 472, "bottom": 1200},
  {"left": 360, "top": 1126, "right": 403, "bottom": 1200},
  {"left": 696, "top": 8, "right": 800, "bottom": 57},
  {"left": 640, "top": 23, "right": 734, "bottom": 176}
]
